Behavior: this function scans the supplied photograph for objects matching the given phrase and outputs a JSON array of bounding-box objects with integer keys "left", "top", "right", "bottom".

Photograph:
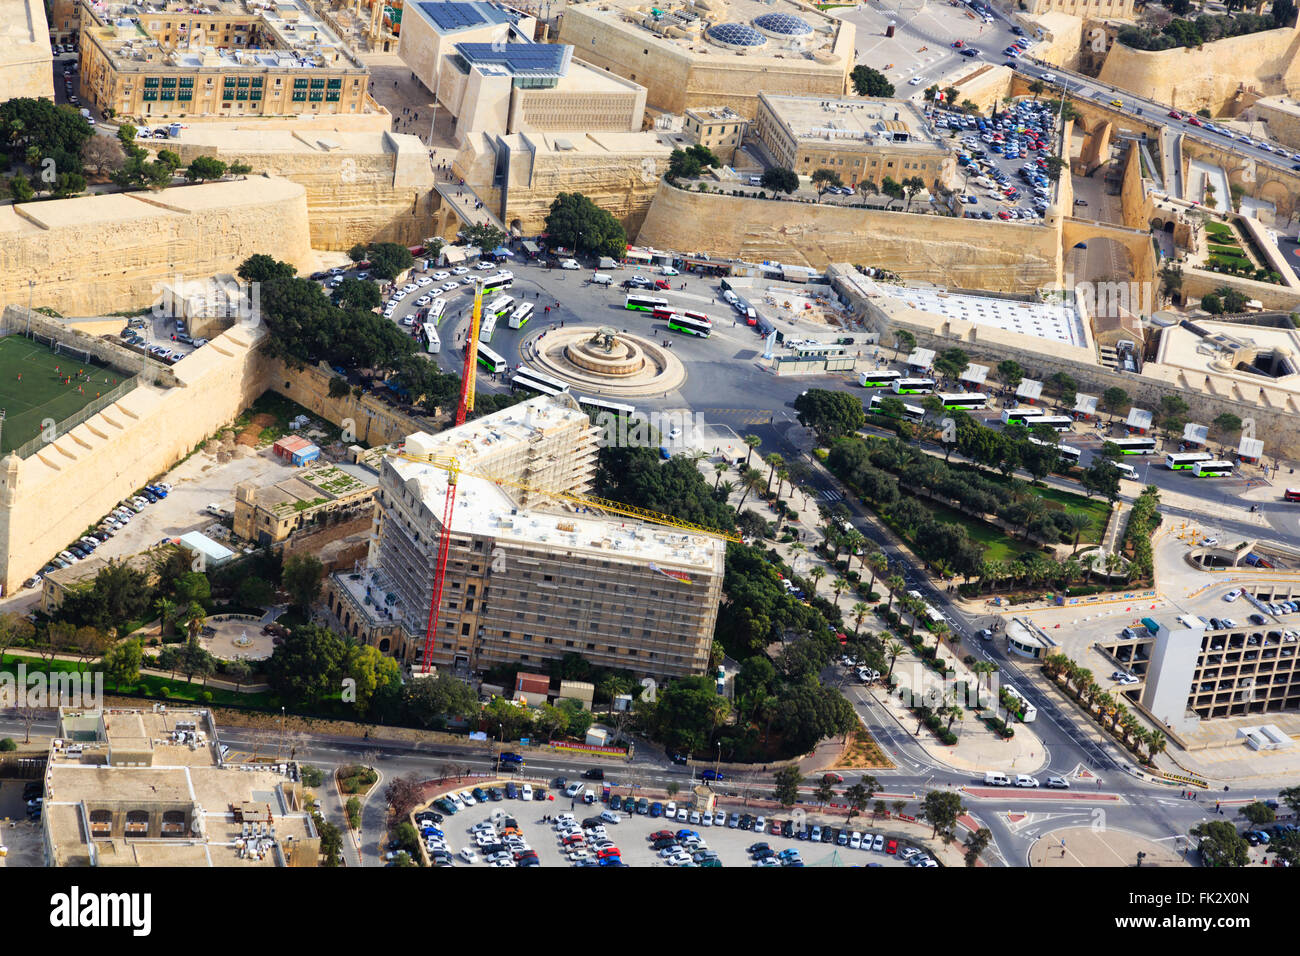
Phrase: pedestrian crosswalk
[
  {"left": 696, "top": 408, "right": 774, "bottom": 425},
  {"left": 820, "top": 488, "right": 844, "bottom": 502}
]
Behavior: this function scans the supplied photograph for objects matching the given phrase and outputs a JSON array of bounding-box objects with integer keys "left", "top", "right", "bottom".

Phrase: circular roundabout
[{"left": 522, "top": 325, "right": 687, "bottom": 397}]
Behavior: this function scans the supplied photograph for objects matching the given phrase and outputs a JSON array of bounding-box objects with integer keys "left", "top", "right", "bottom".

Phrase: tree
[
  {"left": 814, "top": 775, "right": 837, "bottom": 807},
  {"left": 1101, "top": 386, "right": 1130, "bottom": 421},
  {"left": 282, "top": 553, "right": 324, "bottom": 611},
  {"left": 965, "top": 826, "right": 993, "bottom": 866},
  {"left": 184, "top": 155, "right": 227, "bottom": 182},
  {"left": 1200, "top": 291, "right": 1223, "bottom": 315},
  {"left": 1043, "top": 155, "right": 1066, "bottom": 182},
  {"left": 880, "top": 176, "right": 905, "bottom": 209},
  {"left": 264, "top": 623, "right": 346, "bottom": 706},
  {"left": 760, "top": 166, "right": 799, "bottom": 194},
  {"left": 934, "top": 347, "right": 970, "bottom": 383},
  {"left": 236, "top": 575, "right": 275, "bottom": 608},
  {"left": 81, "top": 134, "right": 126, "bottom": 177},
  {"left": 794, "top": 388, "right": 866, "bottom": 442},
  {"left": 810, "top": 167, "right": 843, "bottom": 200},
  {"left": 844, "top": 777, "right": 877, "bottom": 825},
  {"left": 7, "top": 175, "right": 33, "bottom": 203},
  {"left": 1192, "top": 820, "right": 1250, "bottom": 867},
  {"left": 53, "top": 171, "right": 86, "bottom": 198},
  {"left": 237, "top": 253, "right": 296, "bottom": 284},
  {"left": 343, "top": 642, "right": 402, "bottom": 716},
  {"left": 892, "top": 328, "right": 915, "bottom": 361},
  {"left": 1239, "top": 800, "right": 1276, "bottom": 825},
  {"left": 1212, "top": 412, "right": 1242, "bottom": 442},
  {"left": 996, "top": 359, "right": 1024, "bottom": 389},
  {"left": 850, "top": 65, "right": 894, "bottom": 97},
  {"left": 100, "top": 638, "right": 143, "bottom": 690},
  {"left": 921, "top": 790, "right": 966, "bottom": 840},
  {"left": 1028, "top": 79, "right": 1045, "bottom": 99},
  {"left": 543, "top": 191, "right": 627, "bottom": 260},
  {"left": 902, "top": 175, "right": 926, "bottom": 212},
  {"left": 667, "top": 144, "right": 720, "bottom": 179},
  {"left": 366, "top": 242, "right": 415, "bottom": 282},
  {"left": 772, "top": 765, "right": 804, "bottom": 809},
  {"left": 384, "top": 774, "right": 427, "bottom": 820},
  {"left": 742, "top": 434, "right": 762, "bottom": 468},
  {"left": 333, "top": 277, "right": 381, "bottom": 311},
  {"left": 1061, "top": 510, "right": 1093, "bottom": 554},
  {"left": 1217, "top": 286, "right": 1248, "bottom": 314}
]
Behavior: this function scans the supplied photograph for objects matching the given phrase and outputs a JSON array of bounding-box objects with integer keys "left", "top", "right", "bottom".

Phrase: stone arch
[
  {"left": 379, "top": 637, "right": 391, "bottom": 653},
  {"left": 1256, "top": 177, "right": 1294, "bottom": 218},
  {"left": 1149, "top": 216, "right": 1165, "bottom": 232},
  {"left": 1061, "top": 219, "right": 1159, "bottom": 297}
]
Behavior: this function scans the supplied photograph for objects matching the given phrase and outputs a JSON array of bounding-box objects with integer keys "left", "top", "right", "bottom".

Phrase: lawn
[
  {"left": 951, "top": 465, "right": 1109, "bottom": 544},
  {"left": 923, "top": 499, "right": 1033, "bottom": 563},
  {"left": 0, "top": 335, "right": 130, "bottom": 453}
]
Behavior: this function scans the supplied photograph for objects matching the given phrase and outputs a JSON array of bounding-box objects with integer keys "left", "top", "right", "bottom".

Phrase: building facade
[
  {"left": 233, "top": 462, "right": 377, "bottom": 547},
  {"left": 325, "top": 395, "right": 725, "bottom": 681},
  {"left": 78, "top": 0, "right": 373, "bottom": 121},
  {"left": 683, "top": 106, "right": 748, "bottom": 166}
]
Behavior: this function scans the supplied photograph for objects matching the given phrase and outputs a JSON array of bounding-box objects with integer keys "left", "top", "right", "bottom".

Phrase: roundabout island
[{"left": 522, "top": 325, "right": 687, "bottom": 397}]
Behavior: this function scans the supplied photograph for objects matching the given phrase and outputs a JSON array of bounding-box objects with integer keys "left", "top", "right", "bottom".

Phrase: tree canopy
[
  {"left": 851, "top": 66, "right": 894, "bottom": 97},
  {"left": 760, "top": 167, "right": 800, "bottom": 194},
  {"left": 794, "top": 388, "right": 866, "bottom": 442},
  {"left": 543, "top": 192, "right": 628, "bottom": 260}
]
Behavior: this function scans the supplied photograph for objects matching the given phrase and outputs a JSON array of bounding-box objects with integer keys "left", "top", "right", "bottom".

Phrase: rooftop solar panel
[{"left": 417, "top": 1, "right": 512, "bottom": 32}]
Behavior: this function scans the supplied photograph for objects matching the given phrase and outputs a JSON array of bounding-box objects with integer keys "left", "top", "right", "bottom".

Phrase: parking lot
[{"left": 413, "top": 779, "right": 930, "bottom": 867}]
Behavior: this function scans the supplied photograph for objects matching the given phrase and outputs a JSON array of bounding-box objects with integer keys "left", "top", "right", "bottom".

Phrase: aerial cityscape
[{"left": 0, "top": 0, "right": 1297, "bottom": 907}]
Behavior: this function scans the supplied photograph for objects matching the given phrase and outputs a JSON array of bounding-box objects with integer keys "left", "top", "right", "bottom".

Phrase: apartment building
[
  {"left": 753, "top": 92, "right": 955, "bottom": 190},
  {"left": 78, "top": 0, "right": 372, "bottom": 121},
  {"left": 325, "top": 394, "right": 725, "bottom": 681}
]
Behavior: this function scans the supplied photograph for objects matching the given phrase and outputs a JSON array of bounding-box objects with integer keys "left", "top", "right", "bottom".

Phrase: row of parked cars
[{"left": 27, "top": 483, "right": 172, "bottom": 588}]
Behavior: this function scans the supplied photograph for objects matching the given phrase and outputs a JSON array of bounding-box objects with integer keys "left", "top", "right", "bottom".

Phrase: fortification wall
[
  {"left": 0, "top": 178, "right": 313, "bottom": 316},
  {"left": 268, "top": 361, "right": 438, "bottom": 448},
  {"left": 1097, "top": 25, "right": 1300, "bottom": 116},
  {"left": 0, "top": 310, "right": 275, "bottom": 593},
  {"left": 637, "top": 185, "right": 1062, "bottom": 291}
]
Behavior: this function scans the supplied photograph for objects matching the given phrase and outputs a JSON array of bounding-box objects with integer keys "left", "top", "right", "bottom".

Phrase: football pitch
[{"left": 0, "top": 335, "right": 127, "bottom": 454}]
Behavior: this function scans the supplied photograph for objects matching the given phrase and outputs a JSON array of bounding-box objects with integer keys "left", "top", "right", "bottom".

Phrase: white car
[
  {"left": 659, "top": 265, "right": 679, "bottom": 276},
  {"left": 702, "top": 812, "right": 713, "bottom": 826},
  {"left": 441, "top": 281, "right": 459, "bottom": 292},
  {"left": 909, "top": 76, "right": 925, "bottom": 86},
  {"left": 872, "top": 833, "right": 885, "bottom": 851},
  {"left": 850, "top": 831, "right": 863, "bottom": 849},
  {"left": 521, "top": 784, "right": 533, "bottom": 800},
  {"left": 401, "top": 283, "right": 418, "bottom": 293},
  {"left": 458, "top": 847, "right": 478, "bottom": 863},
  {"left": 452, "top": 266, "right": 470, "bottom": 275},
  {"left": 431, "top": 271, "right": 450, "bottom": 281},
  {"left": 600, "top": 810, "right": 621, "bottom": 824},
  {"left": 476, "top": 261, "right": 496, "bottom": 270},
  {"left": 560, "top": 258, "right": 581, "bottom": 270},
  {"left": 416, "top": 276, "right": 434, "bottom": 287},
  {"left": 664, "top": 801, "right": 677, "bottom": 817},
  {"left": 675, "top": 808, "right": 689, "bottom": 822},
  {"left": 391, "top": 290, "right": 407, "bottom": 301},
  {"left": 415, "top": 294, "right": 433, "bottom": 306},
  {"left": 1225, "top": 589, "right": 1242, "bottom": 602},
  {"left": 665, "top": 851, "right": 693, "bottom": 866}
]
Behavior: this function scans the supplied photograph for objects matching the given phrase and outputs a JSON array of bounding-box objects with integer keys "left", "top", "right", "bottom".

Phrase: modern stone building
[
  {"left": 326, "top": 395, "right": 725, "bottom": 680},
  {"left": 1, "top": 0, "right": 55, "bottom": 101},
  {"left": 42, "top": 707, "right": 320, "bottom": 867},
  {"left": 556, "top": 0, "right": 855, "bottom": 118},
  {"left": 78, "top": 0, "right": 375, "bottom": 122},
  {"left": 752, "top": 93, "right": 955, "bottom": 190}
]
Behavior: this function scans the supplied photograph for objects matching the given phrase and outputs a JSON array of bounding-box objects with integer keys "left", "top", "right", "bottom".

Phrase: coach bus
[
  {"left": 1106, "top": 437, "right": 1157, "bottom": 455},
  {"left": 481, "top": 271, "right": 514, "bottom": 295},
  {"left": 1192, "top": 460, "right": 1235, "bottom": 478},
  {"left": 938, "top": 392, "right": 988, "bottom": 410},
  {"left": 1165, "top": 451, "right": 1214, "bottom": 471},
  {"left": 511, "top": 365, "right": 571, "bottom": 396},
  {"left": 666, "top": 311, "right": 713, "bottom": 338},
  {"left": 891, "top": 377, "right": 935, "bottom": 395},
  {"left": 475, "top": 344, "right": 507, "bottom": 375},
  {"left": 860, "top": 369, "right": 903, "bottom": 388},
  {"left": 508, "top": 302, "right": 534, "bottom": 330},
  {"left": 626, "top": 293, "right": 670, "bottom": 312},
  {"left": 1000, "top": 407, "right": 1045, "bottom": 426},
  {"left": 868, "top": 395, "right": 925, "bottom": 422},
  {"left": 579, "top": 395, "right": 636, "bottom": 418}
]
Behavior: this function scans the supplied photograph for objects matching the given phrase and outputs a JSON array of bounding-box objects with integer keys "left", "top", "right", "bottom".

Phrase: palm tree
[
  {"left": 852, "top": 602, "right": 870, "bottom": 634},
  {"left": 885, "top": 640, "right": 905, "bottom": 678},
  {"left": 1147, "top": 728, "right": 1167, "bottom": 761},
  {"left": 763, "top": 452, "right": 784, "bottom": 495},
  {"left": 885, "top": 574, "right": 905, "bottom": 614},
  {"left": 945, "top": 703, "right": 964, "bottom": 733},
  {"left": 832, "top": 576, "right": 849, "bottom": 603},
  {"left": 808, "top": 566, "right": 827, "bottom": 593},
  {"left": 743, "top": 434, "right": 761, "bottom": 468},
  {"left": 866, "top": 552, "right": 888, "bottom": 596},
  {"left": 154, "top": 597, "right": 175, "bottom": 638},
  {"left": 735, "top": 467, "right": 765, "bottom": 507},
  {"left": 1061, "top": 510, "right": 1093, "bottom": 554},
  {"left": 931, "top": 619, "right": 950, "bottom": 653},
  {"left": 713, "top": 461, "right": 727, "bottom": 489}
]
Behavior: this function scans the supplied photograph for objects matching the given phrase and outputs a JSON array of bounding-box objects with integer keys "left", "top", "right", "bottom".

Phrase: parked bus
[
  {"left": 1001, "top": 407, "right": 1045, "bottom": 426},
  {"left": 1285, "top": 488, "right": 1300, "bottom": 502},
  {"left": 1106, "top": 437, "right": 1157, "bottom": 455},
  {"left": 579, "top": 395, "right": 636, "bottom": 418},
  {"left": 859, "top": 369, "right": 903, "bottom": 388},
  {"left": 868, "top": 395, "right": 925, "bottom": 422},
  {"left": 508, "top": 301, "right": 534, "bottom": 330},
  {"left": 426, "top": 297, "right": 447, "bottom": 326},
  {"left": 479, "top": 312, "right": 498, "bottom": 344},
  {"left": 1165, "top": 451, "right": 1214, "bottom": 471},
  {"left": 1192, "top": 460, "right": 1235, "bottom": 478},
  {"left": 938, "top": 392, "right": 988, "bottom": 410},
  {"left": 475, "top": 344, "right": 507, "bottom": 374},
  {"left": 485, "top": 294, "right": 514, "bottom": 318},
  {"left": 626, "top": 293, "right": 669, "bottom": 312},
  {"left": 1027, "top": 415, "right": 1073, "bottom": 433},
  {"left": 1028, "top": 435, "right": 1081, "bottom": 466},
  {"left": 511, "top": 365, "right": 571, "bottom": 396},
  {"left": 666, "top": 311, "right": 713, "bottom": 338},
  {"left": 482, "top": 271, "right": 514, "bottom": 295},
  {"left": 422, "top": 323, "right": 441, "bottom": 355},
  {"left": 891, "top": 377, "right": 935, "bottom": 395},
  {"left": 1114, "top": 460, "right": 1138, "bottom": 480}
]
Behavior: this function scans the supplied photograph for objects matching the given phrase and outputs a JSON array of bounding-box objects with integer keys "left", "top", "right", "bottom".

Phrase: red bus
[{"left": 1285, "top": 488, "right": 1300, "bottom": 502}]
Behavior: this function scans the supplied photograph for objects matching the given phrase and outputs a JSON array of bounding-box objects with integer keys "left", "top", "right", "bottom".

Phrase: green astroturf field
[{"left": 0, "top": 335, "right": 125, "bottom": 454}]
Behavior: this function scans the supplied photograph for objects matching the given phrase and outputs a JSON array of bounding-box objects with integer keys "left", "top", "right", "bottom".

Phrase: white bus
[
  {"left": 665, "top": 310, "right": 713, "bottom": 338},
  {"left": 475, "top": 344, "right": 507, "bottom": 374},
  {"left": 485, "top": 294, "right": 514, "bottom": 319},
  {"left": 1106, "top": 437, "right": 1157, "bottom": 455},
  {"left": 426, "top": 297, "right": 447, "bottom": 326},
  {"left": 625, "top": 293, "right": 669, "bottom": 312},
  {"left": 938, "top": 392, "right": 988, "bottom": 410},
  {"left": 1114, "top": 460, "right": 1138, "bottom": 480},
  {"left": 859, "top": 369, "right": 903, "bottom": 388},
  {"left": 578, "top": 395, "right": 636, "bottom": 418},
  {"left": 1028, "top": 435, "right": 1081, "bottom": 466},
  {"left": 1193, "top": 460, "right": 1235, "bottom": 478},
  {"left": 1027, "top": 415, "right": 1073, "bottom": 433},
  {"left": 1166, "top": 451, "right": 1214, "bottom": 471},
  {"left": 1001, "top": 407, "right": 1045, "bottom": 426},
  {"left": 479, "top": 312, "right": 498, "bottom": 344},
  {"left": 508, "top": 301, "right": 534, "bottom": 330},
  {"left": 482, "top": 271, "right": 514, "bottom": 295},
  {"left": 422, "top": 323, "right": 441, "bottom": 355},
  {"left": 511, "top": 365, "right": 571, "bottom": 396},
  {"left": 868, "top": 395, "right": 925, "bottom": 422},
  {"left": 891, "top": 377, "right": 935, "bottom": 395}
]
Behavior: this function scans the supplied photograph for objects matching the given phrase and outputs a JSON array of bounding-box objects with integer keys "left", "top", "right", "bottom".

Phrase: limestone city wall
[
  {"left": 636, "top": 183, "right": 1062, "bottom": 291},
  {"left": 268, "top": 360, "right": 437, "bottom": 449},
  {"left": 0, "top": 178, "right": 314, "bottom": 317}
]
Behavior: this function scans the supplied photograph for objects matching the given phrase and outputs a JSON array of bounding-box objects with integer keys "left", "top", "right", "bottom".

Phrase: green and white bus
[
  {"left": 507, "top": 301, "right": 534, "bottom": 329},
  {"left": 938, "top": 392, "right": 988, "bottom": 410},
  {"left": 665, "top": 310, "right": 713, "bottom": 338},
  {"left": 475, "top": 344, "right": 507, "bottom": 374},
  {"left": 625, "top": 293, "right": 669, "bottom": 312},
  {"left": 859, "top": 369, "right": 903, "bottom": 388},
  {"left": 1106, "top": 437, "right": 1157, "bottom": 455},
  {"left": 1165, "top": 451, "right": 1213, "bottom": 471},
  {"left": 868, "top": 395, "right": 924, "bottom": 422},
  {"left": 891, "top": 377, "right": 935, "bottom": 395},
  {"left": 1192, "top": 460, "right": 1235, "bottom": 478}
]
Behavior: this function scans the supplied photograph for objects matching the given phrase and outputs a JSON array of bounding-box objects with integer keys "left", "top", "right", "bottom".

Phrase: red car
[
  {"left": 1168, "top": 110, "right": 1182, "bottom": 120},
  {"left": 562, "top": 833, "right": 585, "bottom": 846},
  {"left": 649, "top": 830, "right": 675, "bottom": 842},
  {"left": 823, "top": 772, "right": 844, "bottom": 784},
  {"left": 997, "top": 210, "right": 1011, "bottom": 220},
  {"left": 595, "top": 846, "right": 621, "bottom": 859},
  {"left": 1188, "top": 116, "right": 1203, "bottom": 127},
  {"left": 886, "top": 839, "right": 898, "bottom": 854},
  {"left": 654, "top": 279, "right": 671, "bottom": 290}
]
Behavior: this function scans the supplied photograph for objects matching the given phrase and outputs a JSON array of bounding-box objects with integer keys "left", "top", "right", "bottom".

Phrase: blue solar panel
[
  {"left": 456, "top": 42, "right": 568, "bottom": 75},
  {"left": 417, "top": 1, "right": 512, "bottom": 32}
]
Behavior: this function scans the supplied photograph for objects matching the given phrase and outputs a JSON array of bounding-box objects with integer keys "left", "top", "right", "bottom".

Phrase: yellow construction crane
[
  {"left": 455, "top": 277, "right": 485, "bottom": 424},
  {"left": 388, "top": 450, "right": 741, "bottom": 543}
]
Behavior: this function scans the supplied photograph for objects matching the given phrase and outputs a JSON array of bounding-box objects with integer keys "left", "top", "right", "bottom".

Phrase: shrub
[
  {"left": 157, "top": 686, "right": 170, "bottom": 698},
  {"left": 0, "top": 738, "right": 16, "bottom": 752}
]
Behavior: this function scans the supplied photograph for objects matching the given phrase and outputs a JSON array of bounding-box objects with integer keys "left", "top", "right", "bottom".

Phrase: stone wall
[
  {"left": 281, "top": 514, "right": 373, "bottom": 573},
  {"left": 0, "top": 0, "right": 54, "bottom": 101},
  {"left": 0, "top": 178, "right": 313, "bottom": 316},
  {"left": 268, "top": 361, "right": 438, "bottom": 448},
  {"left": 636, "top": 184, "right": 1063, "bottom": 291},
  {"left": 1177, "top": 134, "right": 1300, "bottom": 220},
  {"left": 0, "top": 312, "right": 275, "bottom": 593},
  {"left": 168, "top": 133, "right": 436, "bottom": 249},
  {"left": 1097, "top": 24, "right": 1300, "bottom": 116}
]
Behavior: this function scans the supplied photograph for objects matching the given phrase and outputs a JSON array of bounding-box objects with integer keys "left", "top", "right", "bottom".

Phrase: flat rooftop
[
  {"left": 400, "top": 393, "right": 589, "bottom": 470},
  {"left": 871, "top": 282, "right": 1088, "bottom": 349},
  {"left": 760, "top": 94, "right": 944, "bottom": 150},
  {"left": 409, "top": 0, "right": 517, "bottom": 35}
]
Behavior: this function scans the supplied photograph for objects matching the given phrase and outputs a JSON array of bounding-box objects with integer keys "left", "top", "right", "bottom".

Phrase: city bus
[
  {"left": 485, "top": 294, "right": 514, "bottom": 319},
  {"left": 579, "top": 395, "right": 636, "bottom": 418},
  {"left": 626, "top": 293, "right": 669, "bottom": 312},
  {"left": 1165, "top": 451, "right": 1214, "bottom": 471},
  {"left": 1028, "top": 415, "right": 1073, "bottom": 433},
  {"left": 1028, "top": 435, "right": 1081, "bottom": 466},
  {"left": 508, "top": 301, "right": 534, "bottom": 330},
  {"left": 1285, "top": 488, "right": 1300, "bottom": 502},
  {"left": 482, "top": 271, "right": 514, "bottom": 295},
  {"left": 475, "top": 344, "right": 507, "bottom": 374},
  {"left": 860, "top": 369, "right": 903, "bottom": 388},
  {"left": 1106, "top": 437, "right": 1157, "bottom": 455},
  {"left": 938, "top": 392, "right": 988, "bottom": 410},
  {"left": 1192, "top": 460, "right": 1235, "bottom": 478},
  {"left": 1114, "top": 460, "right": 1138, "bottom": 480},
  {"left": 479, "top": 312, "right": 498, "bottom": 344},
  {"left": 426, "top": 297, "right": 447, "bottom": 326},
  {"left": 868, "top": 395, "right": 925, "bottom": 422},
  {"left": 666, "top": 311, "right": 713, "bottom": 338},
  {"left": 1000, "top": 407, "right": 1045, "bottom": 426},
  {"left": 427, "top": 325, "right": 442, "bottom": 355},
  {"left": 891, "top": 378, "right": 935, "bottom": 395},
  {"left": 511, "top": 365, "right": 571, "bottom": 396}
]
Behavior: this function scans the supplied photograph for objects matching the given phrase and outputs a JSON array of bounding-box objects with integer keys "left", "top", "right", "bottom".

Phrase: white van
[
  {"left": 983, "top": 771, "right": 1010, "bottom": 786},
  {"left": 590, "top": 273, "right": 613, "bottom": 286},
  {"left": 1014, "top": 774, "right": 1040, "bottom": 788}
]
